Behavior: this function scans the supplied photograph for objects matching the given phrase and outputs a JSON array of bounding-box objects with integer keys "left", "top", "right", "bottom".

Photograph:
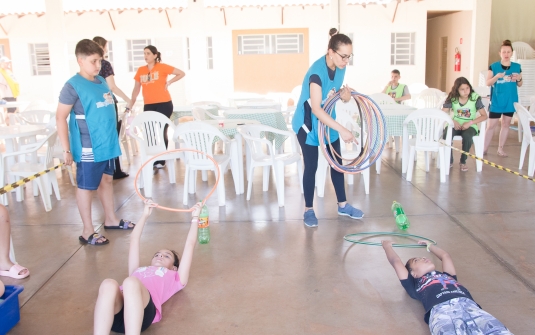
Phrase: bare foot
[{"left": 497, "top": 147, "right": 508, "bottom": 157}]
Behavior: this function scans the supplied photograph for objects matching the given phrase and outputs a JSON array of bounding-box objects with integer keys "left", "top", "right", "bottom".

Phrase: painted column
[
  {"left": 44, "top": 0, "right": 69, "bottom": 100},
  {"left": 470, "top": 0, "right": 492, "bottom": 86}
]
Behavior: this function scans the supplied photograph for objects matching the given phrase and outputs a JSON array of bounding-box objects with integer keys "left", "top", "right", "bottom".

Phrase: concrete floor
[{"left": 2, "top": 131, "right": 535, "bottom": 335}]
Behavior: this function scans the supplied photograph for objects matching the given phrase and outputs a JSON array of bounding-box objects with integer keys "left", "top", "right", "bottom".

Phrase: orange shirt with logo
[{"left": 134, "top": 63, "right": 175, "bottom": 104}]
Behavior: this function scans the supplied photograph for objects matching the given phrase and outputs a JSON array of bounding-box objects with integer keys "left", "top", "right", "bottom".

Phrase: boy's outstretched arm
[
  {"left": 128, "top": 200, "right": 157, "bottom": 275},
  {"left": 178, "top": 202, "right": 203, "bottom": 287},
  {"left": 419, "top": 241, "right": 456, "bottom": 276},
  {"left": 382, "top": 241, "right": 409, "bottom": 280}
]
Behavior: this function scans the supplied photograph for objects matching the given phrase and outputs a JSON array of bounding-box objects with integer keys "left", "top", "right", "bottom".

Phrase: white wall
[
  {"left": 426, "top": 11, "right": 473, "bottom": 91},
  {"left": 0, "top": 0, "right": 489, "bottom": 106}
]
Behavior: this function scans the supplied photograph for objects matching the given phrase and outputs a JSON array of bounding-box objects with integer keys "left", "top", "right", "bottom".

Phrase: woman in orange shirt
[{"left": 127, "top": 45, "right": 185, "bottom": 168}]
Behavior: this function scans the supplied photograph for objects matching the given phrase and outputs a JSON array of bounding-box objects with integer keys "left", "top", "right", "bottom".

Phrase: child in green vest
[
  {"left": 382, "top": 69, "right": 411, "bottom": 104},
  {"left": 442, "top": 77, "right": 488, "bottom": 171},
  {"left": 56, "top": 40, "right": 134, "bottom": 246}
]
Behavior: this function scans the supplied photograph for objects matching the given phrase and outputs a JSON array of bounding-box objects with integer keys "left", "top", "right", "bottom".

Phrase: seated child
[
  {"left": 381, "top": 240, "right": 512, "bottom": 335},
  {"left": 0, "top": 204, "right": 29, "bottom": 280},
  {"left": 442, "top": 77, "right": 488, "bottom": 172},
  {"left": 382, "top": 69, "right": 411, "bottom": 103},
  {"left": 93, "top": 200, "right": 202, "bottom": 334}
]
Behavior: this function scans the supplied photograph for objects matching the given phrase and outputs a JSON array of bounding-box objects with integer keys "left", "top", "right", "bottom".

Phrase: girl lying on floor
[{"left": 93, "top": 200, "right": 202, "bottom": 334}]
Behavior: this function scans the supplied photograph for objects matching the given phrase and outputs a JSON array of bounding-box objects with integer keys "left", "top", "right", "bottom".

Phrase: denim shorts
[{"left": 76, "top": 159, "right": 115, "bottom": 190}]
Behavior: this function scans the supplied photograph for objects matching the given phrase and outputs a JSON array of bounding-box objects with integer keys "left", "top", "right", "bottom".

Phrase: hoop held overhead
[
  {"left": 343, "top": 231, "right": 437, "bottom": 248},
  {"left": 134, "top": 148, "right": 220, "bottom": 212}
]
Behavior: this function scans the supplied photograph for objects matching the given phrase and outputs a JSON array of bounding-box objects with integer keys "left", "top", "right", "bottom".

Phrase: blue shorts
[{"left": 76, "top": 159, "right": 115, "bottom": 190}]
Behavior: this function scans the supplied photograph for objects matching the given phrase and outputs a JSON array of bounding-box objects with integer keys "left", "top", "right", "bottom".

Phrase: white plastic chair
[
  {"left": 174, "top": 121, "right": 240, "bottom": 207},
  {"left": 369, "top": 93, "right": 396, "bottom": 105},
  {"left": 129, "top": 111, "right": 181, "bottom": 198},
  {"left": 118, "top": 111, "right": 136, "bottom": 165},
  {"left": 404, "top": 109, "right": 453, "bottom": 183},
  {"left": 511, "top": 41, "right": 535, "bottom": 61},
  {"left": 473, "top": 86, "right": 490, "bottom": 98},
  {"left": 191, "top": 107, "right": 223, "bottom": 121},
  {"left": 18, "top": 110, "right": 55, "bottom": 126},
  {"left": 406, "top": 83, "right": 429, "bottom": 107},
  {"left": 417, "top": 88, "right": 446, "bottom": 109},
  {"left": 281, "top": 105, "right": 296, "bottom": 125},
  {"left": 24, "top": 100, "right": 51, "bottom": 112},
  {"left": 237, "top": 124, "right": 303, "bottom": 207},
  {"left": 450, "top": 98, "right": 488, "bottom": 173},
  {"left": 514, "top": 103, "right": 535, "bottom": 177},
  {"left": 3, "top": 131, "right": 58, "bottom": 211}
]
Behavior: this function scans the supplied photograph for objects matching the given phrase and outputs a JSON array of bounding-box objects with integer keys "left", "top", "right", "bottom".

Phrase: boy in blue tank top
[{"left": 56, "top": 39, "right": 134, "bottom": 246}]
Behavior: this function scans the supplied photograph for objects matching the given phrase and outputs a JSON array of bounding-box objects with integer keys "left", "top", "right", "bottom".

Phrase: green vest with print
[
  {"left": 386, "top": 84, "right": 406, "bottom": 103},
  {"left": 451, "top": 92, "right": 479, "bottom": 132}
]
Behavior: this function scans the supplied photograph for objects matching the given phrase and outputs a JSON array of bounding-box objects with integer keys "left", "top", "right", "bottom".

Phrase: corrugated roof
[
  {"left": 0, "top": 0, "right": 188, "bottom": 16},
  {"left": 346, "top": 0, "right": 398, "bottom": 4},
  {"left": 204, "top": 0, "right": 330, "bottom": 8}
]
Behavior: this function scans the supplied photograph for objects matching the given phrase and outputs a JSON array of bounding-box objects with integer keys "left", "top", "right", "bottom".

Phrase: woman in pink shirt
[{"left": 93, "top": 200, "right": 202, "bottom": 334}]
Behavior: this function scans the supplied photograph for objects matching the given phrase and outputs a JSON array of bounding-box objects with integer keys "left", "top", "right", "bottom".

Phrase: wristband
[
  {"left": 125, "top": 107, "right": 131, "bottom": 112},
  {"left": 426, "top": 242, "right": 432, "bottom": 252},
  {"left": 518, "top": 78, "right": 523, "bottom": 82},
  {"left": 63, "top": 150, "right": 71, "bottom": 153}
]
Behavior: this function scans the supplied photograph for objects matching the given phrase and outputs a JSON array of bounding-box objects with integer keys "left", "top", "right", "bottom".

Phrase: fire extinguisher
[{"left": 454, "top": 48, "right": 461, "bottom": 72}]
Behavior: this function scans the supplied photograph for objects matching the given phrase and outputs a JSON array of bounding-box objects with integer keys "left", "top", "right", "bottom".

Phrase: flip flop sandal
[
  {"left": 0, "top": 264, "right": 30, "bottom": 279},
  {"left": 103, "top": 219, "right": 135, "bottom": 230},
  {"left": 79, "top": 233, "right": 109, "bottom": 246},
  {"left": 460, "top": 164, "right": 468, "bottom": 172}
]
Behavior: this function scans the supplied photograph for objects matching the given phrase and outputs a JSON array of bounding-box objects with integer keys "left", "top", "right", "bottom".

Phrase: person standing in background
[
  {"left": 126, "top": 45, "right": 185, "bottom": 168},
  {"left": 0, "top": 56, "right": 20, "bottom": 114},
  {"left": 93, "top": 36, "right": 130, "bottom": 180}
]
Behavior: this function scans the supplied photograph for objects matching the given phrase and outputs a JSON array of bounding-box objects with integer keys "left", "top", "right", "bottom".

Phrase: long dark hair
[
  {"left": 144, "top": 45, "right": 162, "bottom": 62},
  {"left": 170, "top": 250, "right": 180, "bottom": 268},
  {"left": 327, "top": 28, "right": 352, "bottom": 52},
  {"left": 446, "top": 77, "right": 476, "bottom": 104},
  {"left": 92, "top": 36, "right": 107, "bottom": 49}
]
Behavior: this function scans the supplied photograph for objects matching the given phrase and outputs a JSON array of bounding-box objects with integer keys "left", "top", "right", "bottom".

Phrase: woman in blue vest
[
  {"left": 291, "top": 30, "right": 363, "bottom": 228},
  {"left": 442, "top": 77, "right": 488, "bottom": 172},
  {"left": 483, "top": 40, "right": 523, "bottom": 157}
]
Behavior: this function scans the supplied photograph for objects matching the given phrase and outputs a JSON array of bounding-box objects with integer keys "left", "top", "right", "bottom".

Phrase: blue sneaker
[
  {"left": 338, "top": 204, "right": 364, "bottom": 219},
  {"left": 303, "top": 209, "right": 318, "bottom": 228}
]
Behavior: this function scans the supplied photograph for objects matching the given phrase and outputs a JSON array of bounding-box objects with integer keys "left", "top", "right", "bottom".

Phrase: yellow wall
[{"left": 232, "top": 28, "right": 309, "bottom": 94}]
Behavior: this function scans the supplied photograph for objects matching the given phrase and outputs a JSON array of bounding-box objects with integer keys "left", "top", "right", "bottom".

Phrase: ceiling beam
[
  {"left": 392, "top": 0, "right": 399, "bottom": 23},
  {"left": 165, "top": 9, "right": 171, "bottom": 28},
  {"left": 107, "top": 11, "right": 116, "bottom": 30},
  {"left": 220, "top": 8, "right": 227, "bottom": 26},
  {"left": 0, "top": 23, "right": 7, "bottom": 36}
]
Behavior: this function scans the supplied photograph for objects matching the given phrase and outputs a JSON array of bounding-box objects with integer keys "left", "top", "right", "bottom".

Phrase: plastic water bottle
[
  {"left": 391, "top": 201, "right": 410, "bottom": 230},
  {"left": 197, "top": 204, "right": 210, "bottom": 244}
]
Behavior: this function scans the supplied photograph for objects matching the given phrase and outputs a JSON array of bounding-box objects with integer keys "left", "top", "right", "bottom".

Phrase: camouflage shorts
[{"left": 429, "top": 297, "right": 512, "bottom": 335}]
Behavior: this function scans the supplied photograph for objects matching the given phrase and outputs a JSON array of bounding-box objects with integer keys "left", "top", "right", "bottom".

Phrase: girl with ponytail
[
  {"left": 483, "top": 39, "right": 523, "bottom": 157},
  {"left": 127, "top": 45, "right": 185, "bottom": 168},
  {"left": 291, "top": 29, "right": 364, "bottom": 228}
]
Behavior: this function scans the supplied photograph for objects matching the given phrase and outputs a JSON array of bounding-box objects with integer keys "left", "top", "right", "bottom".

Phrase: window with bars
[
  {"left": 127, "top": 39, "right": 151, "bottom": 72},
  {"left": 207, "top": 37, "right": 213, "bottom": 70},
  {"left": 29, "top": 43, "right": 51, "bottom": 75},
  {"left": 106, "top": 40, "right": 114, "bottom": 68},
  {"left": 186, "top": 37, "right": 191, "bottom": 70},
  {"left": 391, "top": 32, "right": 415, "bottom": 65},
  {"left": 238, "top": 34, "right": 304, "bottom": 55}
]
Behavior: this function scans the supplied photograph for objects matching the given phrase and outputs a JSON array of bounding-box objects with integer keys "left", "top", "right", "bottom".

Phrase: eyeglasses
[{"left": 335, "top": 51, "right": 353, "bottom": 61}]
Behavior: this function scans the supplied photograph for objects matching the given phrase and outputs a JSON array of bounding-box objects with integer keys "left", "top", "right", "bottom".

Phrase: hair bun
[
  {"left": 329, "top": 28, "right": 338, "bottom": 37},
  {"left": 502, "top": 39, "right": 512, "bottom": 46}
]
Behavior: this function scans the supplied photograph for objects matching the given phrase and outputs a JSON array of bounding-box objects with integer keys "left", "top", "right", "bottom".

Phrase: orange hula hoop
[{"left": 133, "top": 148, "right": 220, "bottom": 212}]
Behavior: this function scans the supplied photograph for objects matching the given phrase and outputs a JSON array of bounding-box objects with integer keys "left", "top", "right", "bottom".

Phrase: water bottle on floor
[
  {"left": 391, "top": 201, "right": 410, "bottom": 230},
  {"left": 198, "top": 204, "right": 210, "bottom": 244}
]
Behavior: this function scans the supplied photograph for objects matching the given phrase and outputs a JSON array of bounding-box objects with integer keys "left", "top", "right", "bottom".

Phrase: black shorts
[
  {"left": 488, "top": 111, "right": 515, "bottom": 119},
  {"left": 110, "top": 293, "right": 157, "bottom": 333}
]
